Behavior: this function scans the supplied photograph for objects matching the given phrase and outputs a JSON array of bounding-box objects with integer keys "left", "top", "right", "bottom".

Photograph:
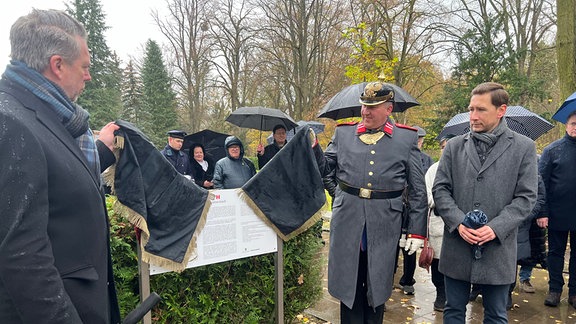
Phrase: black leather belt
[{"left": 338, "top": 181, "right": 403, "bottom": 199}]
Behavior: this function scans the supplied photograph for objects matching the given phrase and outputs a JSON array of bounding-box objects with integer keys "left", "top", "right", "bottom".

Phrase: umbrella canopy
[
  {"left": 225, "top": 106, "right": 298, "bottom": 131},
  {"left": 317, "top": 82, "right": 420, "bottom": 120},
  {"left": 267, "top": 120, "right": 325, "bottom": 144},
  {"left": 437, "top": 105, "right": 554, "bottom": 141},
  {"left": 183, "top": 129, "right": 230, "bottom": 162},
  {"left": 552, "top": 91, "right": 576, "bottom": 124}
]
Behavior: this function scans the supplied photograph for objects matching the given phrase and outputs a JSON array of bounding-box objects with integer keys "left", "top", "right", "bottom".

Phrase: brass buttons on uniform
[
  {"left": 370, "top": 161, "right": 374, "bottom": 165},
  {"left": 369, "top": 172, "right": 373, "bottom": 176},
  {"left": 371, "top": 150, "right": 376, "bottom": 154},
  {"left": 367, "top": 183, "right": 372, "bottom": 187}
]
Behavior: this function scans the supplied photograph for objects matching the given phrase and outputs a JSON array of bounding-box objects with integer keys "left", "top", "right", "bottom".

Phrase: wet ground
[{"left": 303, "top": 225, "right": 576, "bottom": 324}]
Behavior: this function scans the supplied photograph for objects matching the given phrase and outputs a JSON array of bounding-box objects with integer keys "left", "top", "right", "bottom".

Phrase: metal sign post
[{"left": 274, "top": 236, "right": 284, "bottom": 323}]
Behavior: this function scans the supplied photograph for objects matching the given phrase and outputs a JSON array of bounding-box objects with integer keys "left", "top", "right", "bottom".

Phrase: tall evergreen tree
[
  {"left": 120, "top": 60, "right": 146, "bottom": 126},
  {"left": 140, "top": 39, "right": 178, "bottom": 148},
  {"left": 67, "top": 0, "right": 122, "bottom": 128}
]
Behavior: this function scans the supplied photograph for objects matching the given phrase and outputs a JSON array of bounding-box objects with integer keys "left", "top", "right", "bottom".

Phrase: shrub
[{"left": 108, "top": 195, "right": 324, "bottom": 323}]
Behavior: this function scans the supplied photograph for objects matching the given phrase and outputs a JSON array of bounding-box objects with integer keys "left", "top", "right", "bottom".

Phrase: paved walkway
[{"left": 304, "top": 227, "right": 576, "bottom": 324}]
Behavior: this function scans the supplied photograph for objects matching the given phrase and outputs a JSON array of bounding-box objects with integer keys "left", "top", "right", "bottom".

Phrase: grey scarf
[{"left": 470, "top": 118, "right": 508, "bottom": 164}]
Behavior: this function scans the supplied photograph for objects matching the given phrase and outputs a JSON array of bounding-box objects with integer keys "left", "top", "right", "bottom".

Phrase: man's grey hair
[{"left": 10, "top": 9, "right": 87, "bottom": 72}]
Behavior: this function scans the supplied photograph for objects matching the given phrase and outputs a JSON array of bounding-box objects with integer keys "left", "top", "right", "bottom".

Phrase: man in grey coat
[
  {"left": 315, "top": 81, "right": 427, "bottom": 323},
  {"left": 433, "top": 82, "right": 538, "bottom": 323}
]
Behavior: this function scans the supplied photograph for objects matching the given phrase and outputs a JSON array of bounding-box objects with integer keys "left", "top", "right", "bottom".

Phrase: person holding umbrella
[
  {"left": 257, "top": 124, "right": 287, "bottom": 169},
  {"left": 433, "top": 82, "right": 538, "bottom": 323},
  {"left": 313, "top": 81, "right": 428, "bottom": 322},
  {"left": 540, "top": 110, "right": 576, "bottom": 308}
]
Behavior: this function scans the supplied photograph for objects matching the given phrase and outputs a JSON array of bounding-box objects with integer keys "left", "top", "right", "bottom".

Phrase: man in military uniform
[
  {"left": 314, "top": 82, "right": 427, "bottom": 322},
  {"left": 161, "top": 130, "right": 193, "bottom": 177}
]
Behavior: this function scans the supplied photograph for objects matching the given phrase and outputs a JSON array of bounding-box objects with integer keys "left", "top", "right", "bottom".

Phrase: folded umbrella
[{"left": 462, "top": 210, "right": 488, "bottom": 260}]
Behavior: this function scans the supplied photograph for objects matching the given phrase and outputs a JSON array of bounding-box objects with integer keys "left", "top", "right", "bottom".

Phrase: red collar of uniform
[{"left": 356, "top": 121, "right": 394, "bottom": 136}]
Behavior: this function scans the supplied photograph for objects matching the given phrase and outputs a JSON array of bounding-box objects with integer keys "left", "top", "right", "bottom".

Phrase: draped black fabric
[
  {"left": 241, "top": 126, "right": 326, "bottom": 240},
  {"left": 110, "top": 120, "right": 210, "bottom": 271}
]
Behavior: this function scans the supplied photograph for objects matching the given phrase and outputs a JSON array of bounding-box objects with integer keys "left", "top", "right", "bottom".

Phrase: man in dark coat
[
  {"left": 314, "top": 81, "right": 427, "bottom": 323},
  {"left": 257, "top": 124, "right": 287, "bottom": 169},
  {"left": 540, "top": 110, "right": 576, "bottom": 308},
  {"left": 0, "top": 9, "right": 120, "bottom": 323},
  {"left": 397, "top": 125, "right": 434, "bottom": 295},
  {"left": 161, "top": 130, "right": 194, "bottom": 177},
  {"left": 433, "top": 82, "right": 537, "bottom": 323}
]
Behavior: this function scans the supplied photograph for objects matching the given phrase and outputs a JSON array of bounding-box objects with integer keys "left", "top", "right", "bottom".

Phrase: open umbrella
[
  {"left": 552, "top": 91, "right": 576, "bottom": 124},
  {"left": 225, "top": 106, "right": 298, "bottom": 143},
  {"left": 437, "top": 105, "right": 554, "bottom": 141},
  {"left": 183, "top": 129, "right": 230, "bottom": 162},
  {"left": 317, "top": 82, "right": 420, "bottom": 120}
]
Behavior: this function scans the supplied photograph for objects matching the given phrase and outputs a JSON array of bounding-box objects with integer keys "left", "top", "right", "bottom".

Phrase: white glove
[
  {"left": 404, "top": 238, "right": 424, "bottom": 255},
  {"left": 398, "top": 233, "right": 407, "bottom": 248}
]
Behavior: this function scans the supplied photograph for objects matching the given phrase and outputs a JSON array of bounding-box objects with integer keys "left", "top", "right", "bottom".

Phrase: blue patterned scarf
[{"left": 4, "top": 60, "right": 100, "bottom": 181}]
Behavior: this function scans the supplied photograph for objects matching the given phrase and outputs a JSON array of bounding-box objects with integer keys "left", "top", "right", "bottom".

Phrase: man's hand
[
  {"left": 398, "top": 233, "right": 407, "bottom": 248},
  {"left": 458, "top": 224, "right": 496, "bottom": 245},
  {"left": 256, "top": 143, "right": 264, "bottom": 156},
  {"left": 404, "top": 238, "right": 424, "bottom": 255},
  {"left": 98, "top": 122, "right": 120, "bottom": 151}
]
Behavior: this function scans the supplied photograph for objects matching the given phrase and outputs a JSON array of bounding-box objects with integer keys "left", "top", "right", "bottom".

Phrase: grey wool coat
[
  {"left": 433, "top": 126, "right": 537, "bottom": 285},
  {"left": 316, "top": 120, "right": 428, "bottom": 309}
]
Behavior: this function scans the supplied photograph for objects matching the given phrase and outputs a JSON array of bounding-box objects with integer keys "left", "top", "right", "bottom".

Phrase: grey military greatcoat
[
  {"left": 433, "top": 127, "right": 537, "bottom": 285},
  {"left": 317, "top": 120, "right": 427, "bottom": 309}
]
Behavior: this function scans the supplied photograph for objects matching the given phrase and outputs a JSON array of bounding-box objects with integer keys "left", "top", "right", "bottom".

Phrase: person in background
[
  {"left": 507, "top": 163, "right": 546, "bottom": 309},
  {"left": 425, "top": 134, "right": 455, "bottom": 311},
  {"left": 314, "top": 81, "right": 427, "bottom": 323},
  {"left": 161, "top": 130, "right": 193, "bottom": 177},
  {"left": 189, "top": 143, "right": 215, "bottom": 189},
  {"left": 397, "top": 125, "right": 434, "bottom": 295},
  {"left": 414, "top": 125, "right": 434, "bottom": 172},
  {"left": 433, "top": 82, "right": 537, "bottom": 324},
  {"left": 540, "top": 110, "right": 576, "bottom": 308},
  {"left": 257, "top": 124, "right": 287, "bottom": 169},
  {"left": 213, "top": 136, "right": 256, "bottom": 189},
  {"left": 0, "top": 9, "right": 120, "bottom": 323}
]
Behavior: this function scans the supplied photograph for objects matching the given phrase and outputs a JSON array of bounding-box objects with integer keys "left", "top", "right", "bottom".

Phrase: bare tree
[
  {"left": 254, "top": 0, "right": 351, "bottom": 120},
  {"left": 349, "top": 0, "right": 454, "bottom": 91},
  {"left": 153, "top": 0, "right": 214, "bottom": 132},
  {"left": 209, "top": 0, "right": 259, "bottom": 112}
]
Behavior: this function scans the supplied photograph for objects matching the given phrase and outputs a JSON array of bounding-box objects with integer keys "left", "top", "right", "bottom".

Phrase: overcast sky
[{"left": 0, "top": 0, "right": 166, "bottom": 69}]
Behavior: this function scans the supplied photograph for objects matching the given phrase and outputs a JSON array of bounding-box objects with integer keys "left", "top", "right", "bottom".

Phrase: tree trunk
[{"left": 557, "top": 0, "right": 576, "bottom": 99}]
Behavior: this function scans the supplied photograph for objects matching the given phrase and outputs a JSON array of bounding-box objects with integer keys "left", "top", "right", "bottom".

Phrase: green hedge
[{"left": 108, "top": 195, "right": 324, "bottom": 323}]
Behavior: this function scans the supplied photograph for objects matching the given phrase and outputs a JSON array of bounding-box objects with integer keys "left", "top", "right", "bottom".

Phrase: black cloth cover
[
  {"left": 240, "top": 125, "right": 326, "bottom": 240},
  {"left": 108, "top": 120, "right": 211, "bottom": 272}
]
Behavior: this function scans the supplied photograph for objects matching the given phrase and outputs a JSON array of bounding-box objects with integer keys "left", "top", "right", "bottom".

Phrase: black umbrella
[
  {"left": 437, "top": 105, "right": 554, "bottom": 141},
  {"left": 183, "top": 129, "right": 230, "bottom": 162},
  {"left": 317, "top": 82, "right": 420, "bottom": 120},
  {"left": 225, "top": 106, "right": 298, "bottom": 143},
  {"left": 552, "top": 91, "right": 576, "bottom": 124}
]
